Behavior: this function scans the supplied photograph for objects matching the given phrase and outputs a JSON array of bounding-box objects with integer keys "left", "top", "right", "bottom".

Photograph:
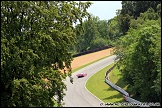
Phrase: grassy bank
[{"left": 86, "top": 62, "right": 128, "bottom": 103}]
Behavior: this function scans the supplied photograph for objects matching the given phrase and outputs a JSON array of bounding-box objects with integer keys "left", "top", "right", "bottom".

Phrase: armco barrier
[
  {"left": 124, "top": 96, "right": 150, "bottom": 107},
  {"left": 105, "top": 78, "right": 129, "bottom": 96},
  {"left": 105, "top": 63, "right": 150, "bottom": 107}
]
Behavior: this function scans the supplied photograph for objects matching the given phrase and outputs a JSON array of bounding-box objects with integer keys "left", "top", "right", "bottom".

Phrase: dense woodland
[
  {"left": 114, "top": 1, "right": 161, "bottom": 103},
  {"left": 1, "top": 1, "right": 161, "bottom": 107}
]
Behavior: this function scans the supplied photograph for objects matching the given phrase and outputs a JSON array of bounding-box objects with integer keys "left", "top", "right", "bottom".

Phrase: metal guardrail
[
  {"left": 105, "top": 78, "right": 129, "bottom": 97},
  {"left": 123, "top": 96, "right": 150, "bottom": 107},
  {"left": 104, "top": 63, "right": 150, "bottom": 107}
]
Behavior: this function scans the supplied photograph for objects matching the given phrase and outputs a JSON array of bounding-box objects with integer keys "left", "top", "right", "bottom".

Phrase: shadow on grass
[
  {"left": 105, "top": 86, "right": 118, "bottom": 91},
  {"left": 106, "top": 76, "right": 129, "bottom": 92},
  {"left": 102, "top": 93, "right": 124, "bottom": 102},
  {"left": 105, "top": 80, "right": 130, "bottom": 98},
  {"left": 115, "top": 78, "right": 127, "bottom": 89}
]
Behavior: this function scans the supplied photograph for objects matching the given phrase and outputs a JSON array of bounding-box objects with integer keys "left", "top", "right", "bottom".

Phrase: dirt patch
[
  {"left": 71, "top": 48, "right": 114, "bottom": 70},
  {"left": 46, "top": 48, "right": 114, "bottom": 82}
]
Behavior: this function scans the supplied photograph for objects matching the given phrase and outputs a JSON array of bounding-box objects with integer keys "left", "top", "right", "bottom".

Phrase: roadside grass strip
[{"left": 86, "top": 62, "right": 128, "bottom": 104}]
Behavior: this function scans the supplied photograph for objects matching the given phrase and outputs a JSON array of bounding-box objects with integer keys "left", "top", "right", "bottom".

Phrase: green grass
[
  {"left": 109, "top": 66, "right": 128, "bottom": 90},
  {"left": 66, "top": 53, "right": 129, "bottom": 106},
  {"left": 86, "top": 62, "right": 128, "bottom": 103}
]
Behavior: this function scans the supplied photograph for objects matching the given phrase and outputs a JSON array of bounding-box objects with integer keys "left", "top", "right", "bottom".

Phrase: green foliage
[
  {"left": 72, "top": 14, "right": 122, "bottom": 54},
  {"left": 140, "top": 8, "right": 159, "bottom": 20},
  {"left": 97, "top": 20, "right": 109, "bottom": 40},
  {"left": 91, "top": 37, "right": 108, "bottom": 49},
  {"left": 121, "top": 1, "right": 161, "bottom": 19},
  {"left": 119, "top": 1, "right": 161, "bottom": 35},
  {"left": 156, "top": 4, "right": 161, "bottom": 17},
  {"left": 74, "top": 15, "right": 101, "bottom": 52},
  {"left": 130, "top": 7, "right": 159, "bottom": 29},
  {"left": 1, "top": 1, "right": 92, "bottom": 107},
  {"left": 107, "top": 16, "right": 123, "bottom": 40},
  {"left": 114, "top": 14, "right": 161, "bottom": 103},
  {"left": 86, "top": 62, "right": 125, "bottom": 103}
]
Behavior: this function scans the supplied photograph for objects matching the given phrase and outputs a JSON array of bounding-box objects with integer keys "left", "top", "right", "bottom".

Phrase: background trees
[
  {"left": 114, "top": 5, "right": 161, "bottom": 102},
  {"left": 72, "top": 1, "right": 161, "bottom": 103},
  {"left": 71, "top": 1, "right": 161, "bottom": 103},
  {"left": 118, "top": 1, "right": 161, "bottom": 35},
  {"left": 1, "top": 1, "right": 92, "bottom": 107},
  {"left": 1, "top": 1, "right": 161, "bottom": 106},
  {"left": 73, "top": 16, "right": 101, "bottom": 53},
  {"left": 72, "top": 15, "right": 122, "bottom": 54}
]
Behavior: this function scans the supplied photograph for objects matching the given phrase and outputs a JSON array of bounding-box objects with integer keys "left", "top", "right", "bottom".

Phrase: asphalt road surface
[{"left": 62, "top": 55, "right": 117, "bottom": 107}]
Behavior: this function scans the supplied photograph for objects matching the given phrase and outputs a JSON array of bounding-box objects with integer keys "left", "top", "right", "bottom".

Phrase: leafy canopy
[{"left": 1, "top": 1, "right": 92, "bottom": 107}]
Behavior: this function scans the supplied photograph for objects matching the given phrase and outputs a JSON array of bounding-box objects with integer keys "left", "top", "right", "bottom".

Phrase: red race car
[{"left": 76, "top": 73, "right": 87, "bottom": 78}]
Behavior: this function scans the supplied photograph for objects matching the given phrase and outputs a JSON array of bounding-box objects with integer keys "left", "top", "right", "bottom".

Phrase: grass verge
[{"left": 86, "top": 62, "right": 128, "bottom": 103}]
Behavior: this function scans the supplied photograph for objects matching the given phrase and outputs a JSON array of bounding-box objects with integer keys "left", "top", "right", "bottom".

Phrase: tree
[
  {"left": 130, "top": 23, "right": 161, "bottom": 102},
  {"left": 91, "top": 37, "right": 108, "bottom": 49},
  {"left": 129, "top": 7, "right": 159, "bottom": 29},
  {"left": 1, "top": 1, "right": 92, "bottom": 107},
  {"left": 97, "top": 20, "right": 109, "bottom": 39},
  {"left": 107, "top": 16, "right": 123, "bottom": 41},
  {"left": 119, "top": 1, "right": 161, "bottom": 35},
  {"left": 74, "top": 15, "right": 101, "bottom": 52},
  {"left": 114, "top": 14, "right": 161, "bottom": 102},
  {"left": 114, "top": 3, "right": 161, "bottom": 102}
]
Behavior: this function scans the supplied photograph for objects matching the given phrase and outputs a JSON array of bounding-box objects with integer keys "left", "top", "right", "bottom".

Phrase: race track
[{"left": 62, "top": 55, "right": 117, "bottom": 107}]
